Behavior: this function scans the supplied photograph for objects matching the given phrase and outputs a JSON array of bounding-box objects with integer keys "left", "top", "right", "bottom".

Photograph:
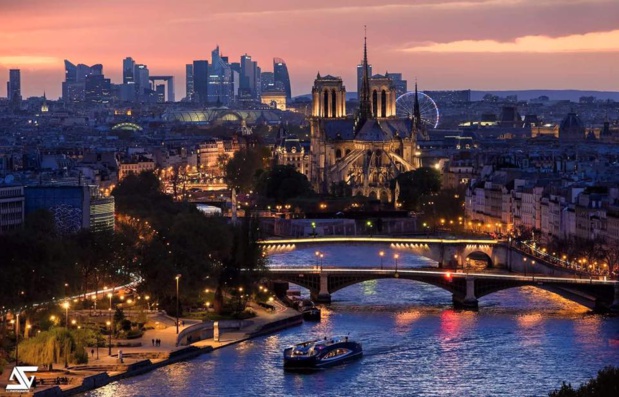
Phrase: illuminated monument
[{"left": 309, "top": 34, "right": 423, "bottom": 202}]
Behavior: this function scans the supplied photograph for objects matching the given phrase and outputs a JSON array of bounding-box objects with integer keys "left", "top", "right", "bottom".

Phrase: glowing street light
[
  {"left": 106, "top": 320, "right": 112, "bottom": 356},
  {"left": 107, "top": 292, "right": 113, "bottom": 355},
  {"left": 62, "top": 301, "right": 70, "bottom": 328},
  {"left": 175, "top": 274, "right": 182, "bottom": 334},
  {"left": 379, "top": 251, "right": 385, "bottom": 270},
  {"left": 394, "top": 254, "right": 400, "bottom": 274}
]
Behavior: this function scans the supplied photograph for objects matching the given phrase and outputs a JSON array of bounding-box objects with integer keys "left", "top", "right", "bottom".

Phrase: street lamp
[
  {"left": 14, "top": 313, "right": 20, "bottom": 365},
  {"left": 106, "top": 320, "right": 112, "bottom": 356},
  {"left": 175, "top": 274, "right": 182, "bottom": 335},
  {"left": 107, "top": 293, "right": 113, "bottom": 355},
  {"left": 145, "top": 295, "right": 150, "bottom": 311},
  {"left": 394, "top": 254, "right": 399, "bottom": 274},
  {"left": 379, "top": 251, "right": 385, "bottom": 270},
  {"left": 62, "top": 301, "right": 70, "bottom": 328},
  {"left": 523, "top": 257, "right": 528, "bottom": 276}
]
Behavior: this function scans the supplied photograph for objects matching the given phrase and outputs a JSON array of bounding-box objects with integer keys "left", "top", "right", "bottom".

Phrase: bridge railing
[
  {"left": 259, "top": 236, "right": 501, "bottom": 245},
  {"left": 267, "top": 267, "right": 618, "bottom": 286}
]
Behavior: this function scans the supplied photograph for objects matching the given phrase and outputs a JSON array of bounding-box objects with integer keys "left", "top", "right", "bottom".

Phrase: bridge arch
[
  {"left": 465, "top": 251, "right": 493, "bottom": 270},
  {"left": 266, "top": 269, "right": 617, "bottom": 312}
]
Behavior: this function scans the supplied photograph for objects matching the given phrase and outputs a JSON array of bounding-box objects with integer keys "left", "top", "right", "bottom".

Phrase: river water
[{"left": 87, "top": 243, "right": 619, "bottom": 397}]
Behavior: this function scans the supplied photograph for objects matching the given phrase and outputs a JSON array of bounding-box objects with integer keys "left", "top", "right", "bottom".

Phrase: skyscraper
[
  {"left": 185, "top": 64, "right": 194, "bottom": 101},
  {"left": 123, "top": 57, "right": 135, "bottom": 84},
  {"left": 385, "top": 73, "right": 407, "bottom": 99},
  {"left": 63, "top": 60, "right": 103, "bottom": 102},
  {"left": 134, "top": 64, "right": 150, "bottom": 101},
  {"left": 273, "top": 58, "right": 291, "bottom": 99},
  {"left": 240, "top": 54, "right": 253, "bottom": 98},
  {"left": 208, "top": 46, "right": 233, "bottom": 105},
  {"left": 7, "top": 69, "right": 21, "bottom": 101},
  {"left": 85, "top": 74, "right": 111, "bottom": 104},
  {"left": 261, "top": 72, "right": 275, "bottom": 92},
  {"left": 193, "top": 60, "right": 209, "bottom": 104}
]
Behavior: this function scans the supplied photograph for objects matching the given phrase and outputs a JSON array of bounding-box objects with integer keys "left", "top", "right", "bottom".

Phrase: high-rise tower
[
  {"left": 7, "top": 69, "right": 21, "bottom": 101},
  {"left": 273, "top": 58, "right": 292, "bottom": 100},
  {"left": 185, "top": 64, "right": 194, "bottom": 101},
  {"left": 62, "top": 60, "right": 102, "bottom": 102},
  {"left": 123, "top": 57, "right": 135, "bottom": 84},
  {"left": 193, "top": 60, "right": 209, "bottom": 104}
]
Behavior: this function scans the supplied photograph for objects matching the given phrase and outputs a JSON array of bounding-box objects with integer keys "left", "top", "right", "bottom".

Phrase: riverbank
[{"left": 0, "top": 301, "right": 302, "bottom": 397}]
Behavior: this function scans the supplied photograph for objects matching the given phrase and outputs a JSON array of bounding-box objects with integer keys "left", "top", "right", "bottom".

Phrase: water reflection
[{"left": 85, "top": 246, "right": 619, "bottom": 397}]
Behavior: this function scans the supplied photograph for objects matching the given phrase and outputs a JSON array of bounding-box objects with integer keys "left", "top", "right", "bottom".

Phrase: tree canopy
[
  {"left": 255, "top": 165, "right": 312, "bottom": 202},
  {"left": 393, "top": 167, "right": 442, "bottom": 210},
  {"left": 549, "top": 366, "right": 619, "bottom": 397},
  {"left": 224, "top": 146, "right": 271, "bottom": 193}
]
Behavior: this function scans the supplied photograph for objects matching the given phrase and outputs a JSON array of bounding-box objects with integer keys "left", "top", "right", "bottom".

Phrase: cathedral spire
[{"left": 357, "top": 26, "right": 373, "bottom": 132}]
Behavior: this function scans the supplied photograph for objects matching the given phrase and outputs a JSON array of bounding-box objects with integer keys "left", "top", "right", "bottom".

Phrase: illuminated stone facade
[
  {"left": 308, "top": 39, "right": 422, "bottom": 202},
  {"left": 261, "top": 91, "right": 287, "bottom": 111}
]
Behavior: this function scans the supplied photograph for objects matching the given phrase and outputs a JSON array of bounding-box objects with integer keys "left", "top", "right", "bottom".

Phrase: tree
[
  {"left": 549, "top": 366, "right": 619, "bottom": 396},
  {"left": 255, "top": 165, "right": 312, "bottom": 202},
  {"left": 393, "top": 167, "right": 442, "bottom": 210},
  {"left": 167, "top": 214, "right": 233, "bottom": 301},
  {"left": 224, "top": 147, "right": 269, "bottom": 193},
  {"left": 70, "top": 230, "right": 122, "bottom": 298}
]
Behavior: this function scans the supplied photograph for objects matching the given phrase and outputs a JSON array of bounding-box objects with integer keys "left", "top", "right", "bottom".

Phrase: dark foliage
[
  {"left": 255, "top": 165, "right": 312, "bottom": 202},
  {"left": 549, "top": 366, "right": 619, "bottom": 397}
]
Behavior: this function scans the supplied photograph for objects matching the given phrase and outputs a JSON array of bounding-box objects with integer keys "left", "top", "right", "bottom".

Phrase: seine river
[{"left": 87, "top": 244, "right": 619, "bottom": 397}]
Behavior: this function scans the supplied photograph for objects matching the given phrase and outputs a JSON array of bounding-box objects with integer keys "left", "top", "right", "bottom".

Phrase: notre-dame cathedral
[{"left": 308, "top": 36, "right": 424, "bottom": 203}]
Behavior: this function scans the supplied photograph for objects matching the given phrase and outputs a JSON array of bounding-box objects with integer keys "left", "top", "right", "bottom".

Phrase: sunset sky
[{"left": 1, "top": 0, "right": 618, "bottom": 99}]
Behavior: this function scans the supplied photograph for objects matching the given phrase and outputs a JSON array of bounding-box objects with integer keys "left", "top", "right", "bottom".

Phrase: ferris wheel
[{"left": 396, "top": 91, "right": 440, "bottom": 129}]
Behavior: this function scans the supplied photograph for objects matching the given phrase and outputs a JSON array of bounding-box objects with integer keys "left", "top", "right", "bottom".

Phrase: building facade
[
  {"left": 0, "top": 185, "right": 24, "bottom": 233},
  {"left": 24, "top": 186, "right": 114, "bottom": 234},
  {"left": 309, "top": 38, "right": 422, "bottom": 201}
]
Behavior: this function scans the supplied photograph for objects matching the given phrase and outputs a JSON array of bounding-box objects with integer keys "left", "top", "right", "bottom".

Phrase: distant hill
[{"left": 470, "top": 90, "right": 619, "bottom": 102}]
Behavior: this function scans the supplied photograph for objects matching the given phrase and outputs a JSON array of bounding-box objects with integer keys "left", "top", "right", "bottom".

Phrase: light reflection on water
[{"left": 86, "top": 244, "right": 619, "bottom": 397}]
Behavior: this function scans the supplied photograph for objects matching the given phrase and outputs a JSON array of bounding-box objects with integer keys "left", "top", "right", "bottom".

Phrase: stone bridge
[
  {"left": 265, "top": 268, "right": 619, "bottom": 313},
  {"left": 260, "top": 236, "right": 506, "bottom": 268}
]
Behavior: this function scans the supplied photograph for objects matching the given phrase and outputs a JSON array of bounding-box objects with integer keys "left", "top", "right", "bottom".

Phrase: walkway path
[{"left": 0, "top": 301, "right": 301, "bottom": 396}]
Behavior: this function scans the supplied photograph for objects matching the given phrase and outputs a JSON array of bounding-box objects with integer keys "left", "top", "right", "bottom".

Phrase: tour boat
[{"left": 283, "top": 336, "right": 362, "bottom": 370}]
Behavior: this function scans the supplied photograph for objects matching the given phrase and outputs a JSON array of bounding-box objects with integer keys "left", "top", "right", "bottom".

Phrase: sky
[{"left": 1, "top": 0, "right": 618, "bottom": 99}]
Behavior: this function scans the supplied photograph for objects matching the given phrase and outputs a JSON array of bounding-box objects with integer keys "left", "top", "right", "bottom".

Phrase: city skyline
[{"left": 1, "top": 0, "right": 618, "bottom": 99}]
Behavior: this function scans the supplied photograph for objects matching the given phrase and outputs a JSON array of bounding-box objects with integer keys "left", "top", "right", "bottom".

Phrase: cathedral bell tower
[
  {"left": 309, "top": 73, "right": 346, "bottom": 192},
  {"left": 311, "top": 73, "right": 346, "bottom": 118}
]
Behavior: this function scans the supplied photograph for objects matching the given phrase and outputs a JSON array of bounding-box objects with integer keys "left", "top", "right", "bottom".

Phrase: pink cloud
[{"left": 1, "top": 0, "right": 618, "bottom": 98}]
